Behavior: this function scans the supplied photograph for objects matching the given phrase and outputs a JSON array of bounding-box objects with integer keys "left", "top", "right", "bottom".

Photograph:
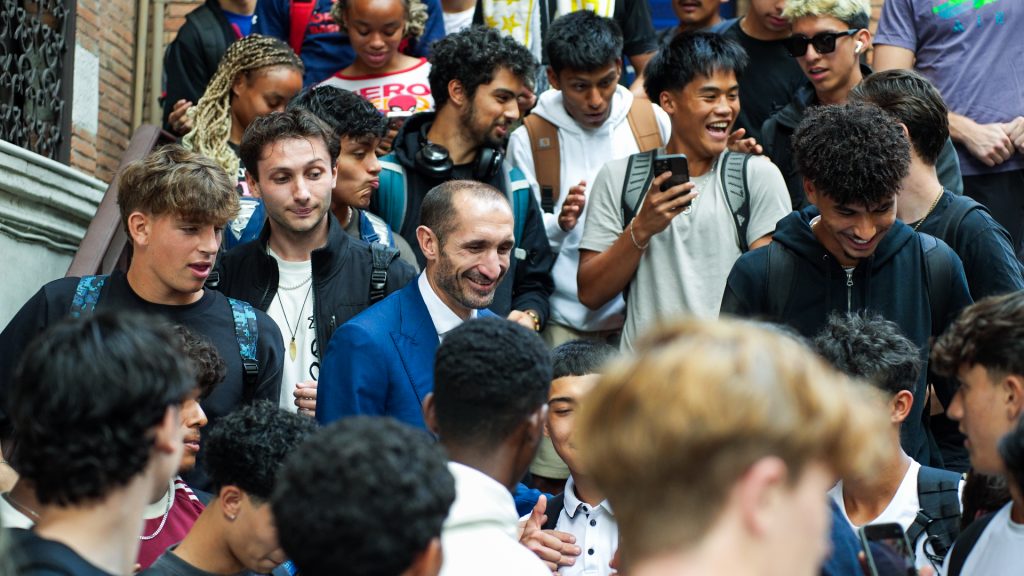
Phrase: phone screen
[{"left": 859, "top": 523, "right": 917, "bottom": 576}]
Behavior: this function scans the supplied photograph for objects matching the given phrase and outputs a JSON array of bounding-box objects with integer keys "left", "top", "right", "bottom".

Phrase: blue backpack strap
[
  {"left": 358, "top": 210, "right": 382, "bottom": 245},
  {"left": 228, "top": 297, "right": 260, "bottom": 392},
  {"left": 70, "top": 275, "right": 108, "bottom": 318},
  {"left": 377, "top": 154, "right": 408, "bottom": 234},
  {"left": 505, "top": 165, "right": 529, "bottom": 252}
]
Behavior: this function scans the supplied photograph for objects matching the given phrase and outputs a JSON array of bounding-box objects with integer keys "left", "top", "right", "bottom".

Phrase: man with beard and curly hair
[
  {"left": 370, "top": 25, "right": 555, "bottom": 334},
  {"left": 722, "top": 101, "right": 973, "bottom": 469}
]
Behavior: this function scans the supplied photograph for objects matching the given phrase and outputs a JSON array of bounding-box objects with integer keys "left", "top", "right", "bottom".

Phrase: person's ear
[
  {"left": 219, "top": 485, "right": 243, "bottom": 521},
  {"left": 403, "top": 537, "right": 443, "bottom": 576},
  {"left": 152, "top": 405, "right": 181, "bottom": 455},
  {"left": 448, "top": 79, "right": 468, "bottom": 107},
  {"left": 422, "top": 393, "right": 441, "bottom": 437},
  {"left": 736, "top": 455, "right": 788, "bottom": 537},
  {"left": 803, "top": 179, "right": 819, "bottom": 207},
  {"left": 546, "top": 67, "right": 560, "bottom": 91},
  {"left": 417, "top": 225, "right": 440, "bottom": 262},
  {"left": 658, "top": 90, "right": 675, "bottom": 115},
  {"left": 854, "top": 28, "right": 872, "bottom": 54},
  {"left": 232, "top": 71, "right": 248, "bottom": 99},
  {"left": 127, "top": 211, "right": 152, "bottom": 247},
  {"left": 1003, "top": 374, "right": 1024, "bottom": 421},
  {"left": 891, "top": 390, "right": 914, "bottom": 424},
  {"left": 524, "top": 404, "right": 548, "bottom": 448},
  {"left": 245, "top": 171, "right": 261, "bottom": 199}
]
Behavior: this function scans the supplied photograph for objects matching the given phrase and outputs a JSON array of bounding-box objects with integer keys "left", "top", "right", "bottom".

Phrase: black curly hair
[
  {"left": 287, "top": 85, "right": 387, "bottom": 160},
  {"left": 814, "top": 312, "right": 921, "bottom": 396},
  {"left": 643, "top": 31, "right": 748, "bottom": 103},
  {"left": 203, "top": 401, "right": 317, "bottom": 500},
  {"left": 433, "top": 317, "right": 551, "bottom": 448},
  {"left": 272, "top": 417, "right": 455, "bottom": 576},
  {"left": 793, "top": 102, "right": 910, "bottom": 207},
  {"left": 999, "top": 418, "right": 1024, "bottom": 495},
  {"left": 428, "top": 25, "right": 537, "bottom": 110},
  {"left": 545, "top": 10, "right": 623, "bottom": 74},
  {"left": 175, "top": 324, "right": 226, "bottom": 400},
  {"left": 9, "top": 312, "right": 193, "bottom": 506}
]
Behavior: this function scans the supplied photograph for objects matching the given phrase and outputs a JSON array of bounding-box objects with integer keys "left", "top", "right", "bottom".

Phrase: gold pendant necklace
[{"left": 277, "top": 283, "right": 313, "bottom": 362}]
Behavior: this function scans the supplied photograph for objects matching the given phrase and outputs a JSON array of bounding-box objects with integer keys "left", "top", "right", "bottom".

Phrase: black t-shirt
[
  {"left": 914, "top": 191, "right": 1024, "bottom": 301},
  {"left": 7, "top": 528, "right": 116, "bottom": 576},
  {"left": 0, "top": 272, "right": 283, "bottom": 488},
  {"left": 614, "top": 0, "right": 657, "bottom": 57},
  {"left": 721, "top": 19, "right": 806, "bottom": 143}
]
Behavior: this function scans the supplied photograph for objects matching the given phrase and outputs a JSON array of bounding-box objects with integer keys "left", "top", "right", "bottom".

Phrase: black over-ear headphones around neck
[{"left": 414, "top": 122, "right": 504, "bottom": 181}]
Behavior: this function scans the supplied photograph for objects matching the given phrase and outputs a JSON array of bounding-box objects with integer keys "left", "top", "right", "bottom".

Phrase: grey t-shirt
[
  {"left": 579, "top": 152, "right": 792, "bottom": 350},
  {"left": 874, "top": 0, "right": 1023, "bottom": 176},
  {"left": 141, "top": 547, "right": 266, "bottom": 576}
]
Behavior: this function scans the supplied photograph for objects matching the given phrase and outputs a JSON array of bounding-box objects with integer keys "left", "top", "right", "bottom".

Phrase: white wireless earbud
[{"left": 854, "top": 41, "right": 864, "bottom": 54}]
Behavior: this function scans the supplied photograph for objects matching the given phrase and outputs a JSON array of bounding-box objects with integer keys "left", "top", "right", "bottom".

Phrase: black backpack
[{"left": 906, "top": 466, "right": 963, "bottom": 567}]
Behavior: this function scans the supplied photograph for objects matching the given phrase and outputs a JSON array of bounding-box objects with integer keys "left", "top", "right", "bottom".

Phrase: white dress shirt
[
  {"left": 418, "top": 272, "right": 477, "bottom": 342},
  {"left": 556, "top": 476, "right": 618, "bottom": 575}
]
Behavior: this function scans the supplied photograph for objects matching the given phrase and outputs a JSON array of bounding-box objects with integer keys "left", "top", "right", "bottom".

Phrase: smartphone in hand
[
  {"left": 858, "top": 523, "right": 917, "bottom": 576},
  {"left": 654, "top": 154, "right": 691, "bottom": 209}
]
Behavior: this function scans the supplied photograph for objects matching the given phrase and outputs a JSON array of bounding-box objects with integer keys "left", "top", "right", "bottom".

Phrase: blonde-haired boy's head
[
  {"left": 784, "top": 0, "right": 871, "bottom": 28},
  {"left": 578, "top": 319, "right": 890, "bottom": 568}
]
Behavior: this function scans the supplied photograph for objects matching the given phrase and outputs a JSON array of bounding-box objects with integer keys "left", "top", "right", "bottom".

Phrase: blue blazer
[{"left": 316, "top": 278, "right": 495, "bottom": 428}]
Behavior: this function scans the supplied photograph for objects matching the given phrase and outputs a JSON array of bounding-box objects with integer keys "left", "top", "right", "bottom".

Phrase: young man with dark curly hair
[
  {"left": 815, "top": 312, "right": 964, "bottom": 572},
  {"left": 422, "top": 317, "right": 554, "bottom": 576},
  {"left": 722, "top": 101, "right": 973, "bottom": 468},
  {"left": 371, "top": 25, "right": 555, "bottom": 334},
  {"left": 0, "top": 145, "right": 284, "bottom": 493},
  {"left": 273, "top": 417, "right": 455, "bottom": 576},
  {"left": 142, "top": 401, "right": 317, "bottom": 576},
  {"left": 214, "top": 109, "right": 416, "bottom": 419},
  {"left": 5, "top": 312, "right": 194, "bottom": 576},
  {"left": 931, "top": 292, "right": 1024, "bottom": 575}
]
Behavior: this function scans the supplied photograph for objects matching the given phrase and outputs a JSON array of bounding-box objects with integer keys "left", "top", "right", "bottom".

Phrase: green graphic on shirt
[{"left": 933, "top": 0, "right": 1001, "bottom": 19}]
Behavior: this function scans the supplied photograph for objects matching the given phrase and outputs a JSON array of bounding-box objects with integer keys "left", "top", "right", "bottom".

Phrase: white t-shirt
[
  {"left": 829, "top": 460, "right": 964, "bottom": 573},
  {"left": 443, "top": 7, "right": 474, "bottom": 34},
  {"left": 266, "top": 249, "right": 317, "bottom": 412},
  {"left": 944, "top": 501, "right": 1024, "bottom": 576},
  {"left": 320, "top": 58, "right": 434, "bottom": 114},
  {"left": 578, "top": 151, "right": 791, "bottom": 350}
]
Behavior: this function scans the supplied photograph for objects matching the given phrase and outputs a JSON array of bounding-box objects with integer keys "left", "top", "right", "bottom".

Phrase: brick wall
[{"left": 68, "top": 0, "right": 202, "bottom": 183}]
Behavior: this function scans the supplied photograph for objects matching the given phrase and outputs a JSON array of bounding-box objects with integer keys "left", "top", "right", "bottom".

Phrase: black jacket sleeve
[
  {"left": 510, "top": 189, "right": 555, "bottom": 326},
  {"left": 162, "top": 7, "right": 231, "bottom": 130}
]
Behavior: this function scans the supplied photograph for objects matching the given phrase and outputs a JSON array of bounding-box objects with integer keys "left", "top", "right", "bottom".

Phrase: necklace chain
[
  {"left": 139, "top": 481, "right": 174, "bottom": 541},
  {"left": 278, "top": 274, "right": 312, "bottom": 291},
  {"left": 912, "top": 186, "right": 944, "bottom": 232}
]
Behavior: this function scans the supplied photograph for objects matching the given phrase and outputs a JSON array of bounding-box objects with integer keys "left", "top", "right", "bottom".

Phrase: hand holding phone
[{"left": 858, "top": 523, "right": 917, "bottom": 576}]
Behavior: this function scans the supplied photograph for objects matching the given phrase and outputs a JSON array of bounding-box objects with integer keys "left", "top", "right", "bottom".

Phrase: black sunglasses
[{"left": 784, "top": 29, "right": 859, "bottom": 57}]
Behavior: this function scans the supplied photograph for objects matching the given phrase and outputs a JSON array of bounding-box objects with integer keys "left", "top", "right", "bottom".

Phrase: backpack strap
[
  {"left": 505, "top": 166, "right": 530, "bottom": 258},
  {"left": 378, "top": 156, "right": 408, "bottom": 235},
  {"left": 523, "top": 114, "right": 561, "bottom": 214},
  {"left": 946, "top": 511, "right": 998, "bottom": 576},
  {"left": 719, "top": 151, "right": 752, "bottom": 252},
  {"left": 359, "top": 210, "right": 382, "bottom": 244},
  {"left": 620, "top": 150, "right": 657, "bottom": 227},
  {"left": 907, "top": 466, "right": 963, "bottom": 567},
  {"left": 934, "top": 193, "right": 982, "bottom": 246},
  {"left": 541, "top": 492, "right": 565, "bottom": 531},
  {"left": 626, "top": 98, "right": 662, "bottom": 153},
  {"left": 228, "top": 297, "right": 260, "bottom": 393},
  {"left": 369, "top": 242, "right": 400, "bottom": 303},
  {"left": 288, "top": 0, "right": 317, "bottom": 55},
  {"left": 765, "top": 241, "right": 796, "bottom": 321},
  {"left": 70, "top": 275, "right": 108, "bottom": 318},
  {"left": 360, "top": 210, "right": 396, "bottom": 248},
  {"left": 921, "top": 233, "right": 953, "bottom": 336}
]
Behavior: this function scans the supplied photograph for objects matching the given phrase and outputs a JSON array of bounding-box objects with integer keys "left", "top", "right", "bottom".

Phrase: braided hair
[
  {"left": 330, "top": 0, "right": 429, "bottom": 41},
  {"left": 183, "top": 34, "right": 303, "bottom": 179}
]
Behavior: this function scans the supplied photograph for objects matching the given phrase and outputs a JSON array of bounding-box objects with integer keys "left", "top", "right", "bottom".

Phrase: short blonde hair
[
  {"left": 331, "top": 0, "right": 429, "bottom": 41},
  {"left": 578, "top": 319, "right": 890, "bottom": 563},
  {"left": 117, "top": 144, "right": 240, "bottom": 234},
  {"left": 783, "top": 0, "right": 871, "bottom": 27}
]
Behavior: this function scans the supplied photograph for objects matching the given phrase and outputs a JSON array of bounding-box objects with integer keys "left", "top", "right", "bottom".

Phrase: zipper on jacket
[{"left": 845, "top": 268, "right": 854, "bottom": 312}]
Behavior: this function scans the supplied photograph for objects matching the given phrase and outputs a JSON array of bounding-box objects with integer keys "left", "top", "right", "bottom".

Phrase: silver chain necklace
[{"left": 139, "top": 482, "right": 174, "bottom": 541}]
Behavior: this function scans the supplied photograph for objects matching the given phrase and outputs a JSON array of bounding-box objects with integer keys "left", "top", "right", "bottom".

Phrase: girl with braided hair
[
  {"left": 319, "top": 0, "right": 433, "bottom": 154},
  {"left": 183, "top": 34, "right": 304, "bottom": 248}
]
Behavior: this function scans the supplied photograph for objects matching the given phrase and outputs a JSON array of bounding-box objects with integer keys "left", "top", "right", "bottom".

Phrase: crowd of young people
[{"left": 3, "top": 0, "right": 1024, "bottom": 574}]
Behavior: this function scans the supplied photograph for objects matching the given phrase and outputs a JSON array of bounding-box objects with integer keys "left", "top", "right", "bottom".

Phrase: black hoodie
[{"left": 722, "top": 207, "right": 973, "bottom": 465}]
